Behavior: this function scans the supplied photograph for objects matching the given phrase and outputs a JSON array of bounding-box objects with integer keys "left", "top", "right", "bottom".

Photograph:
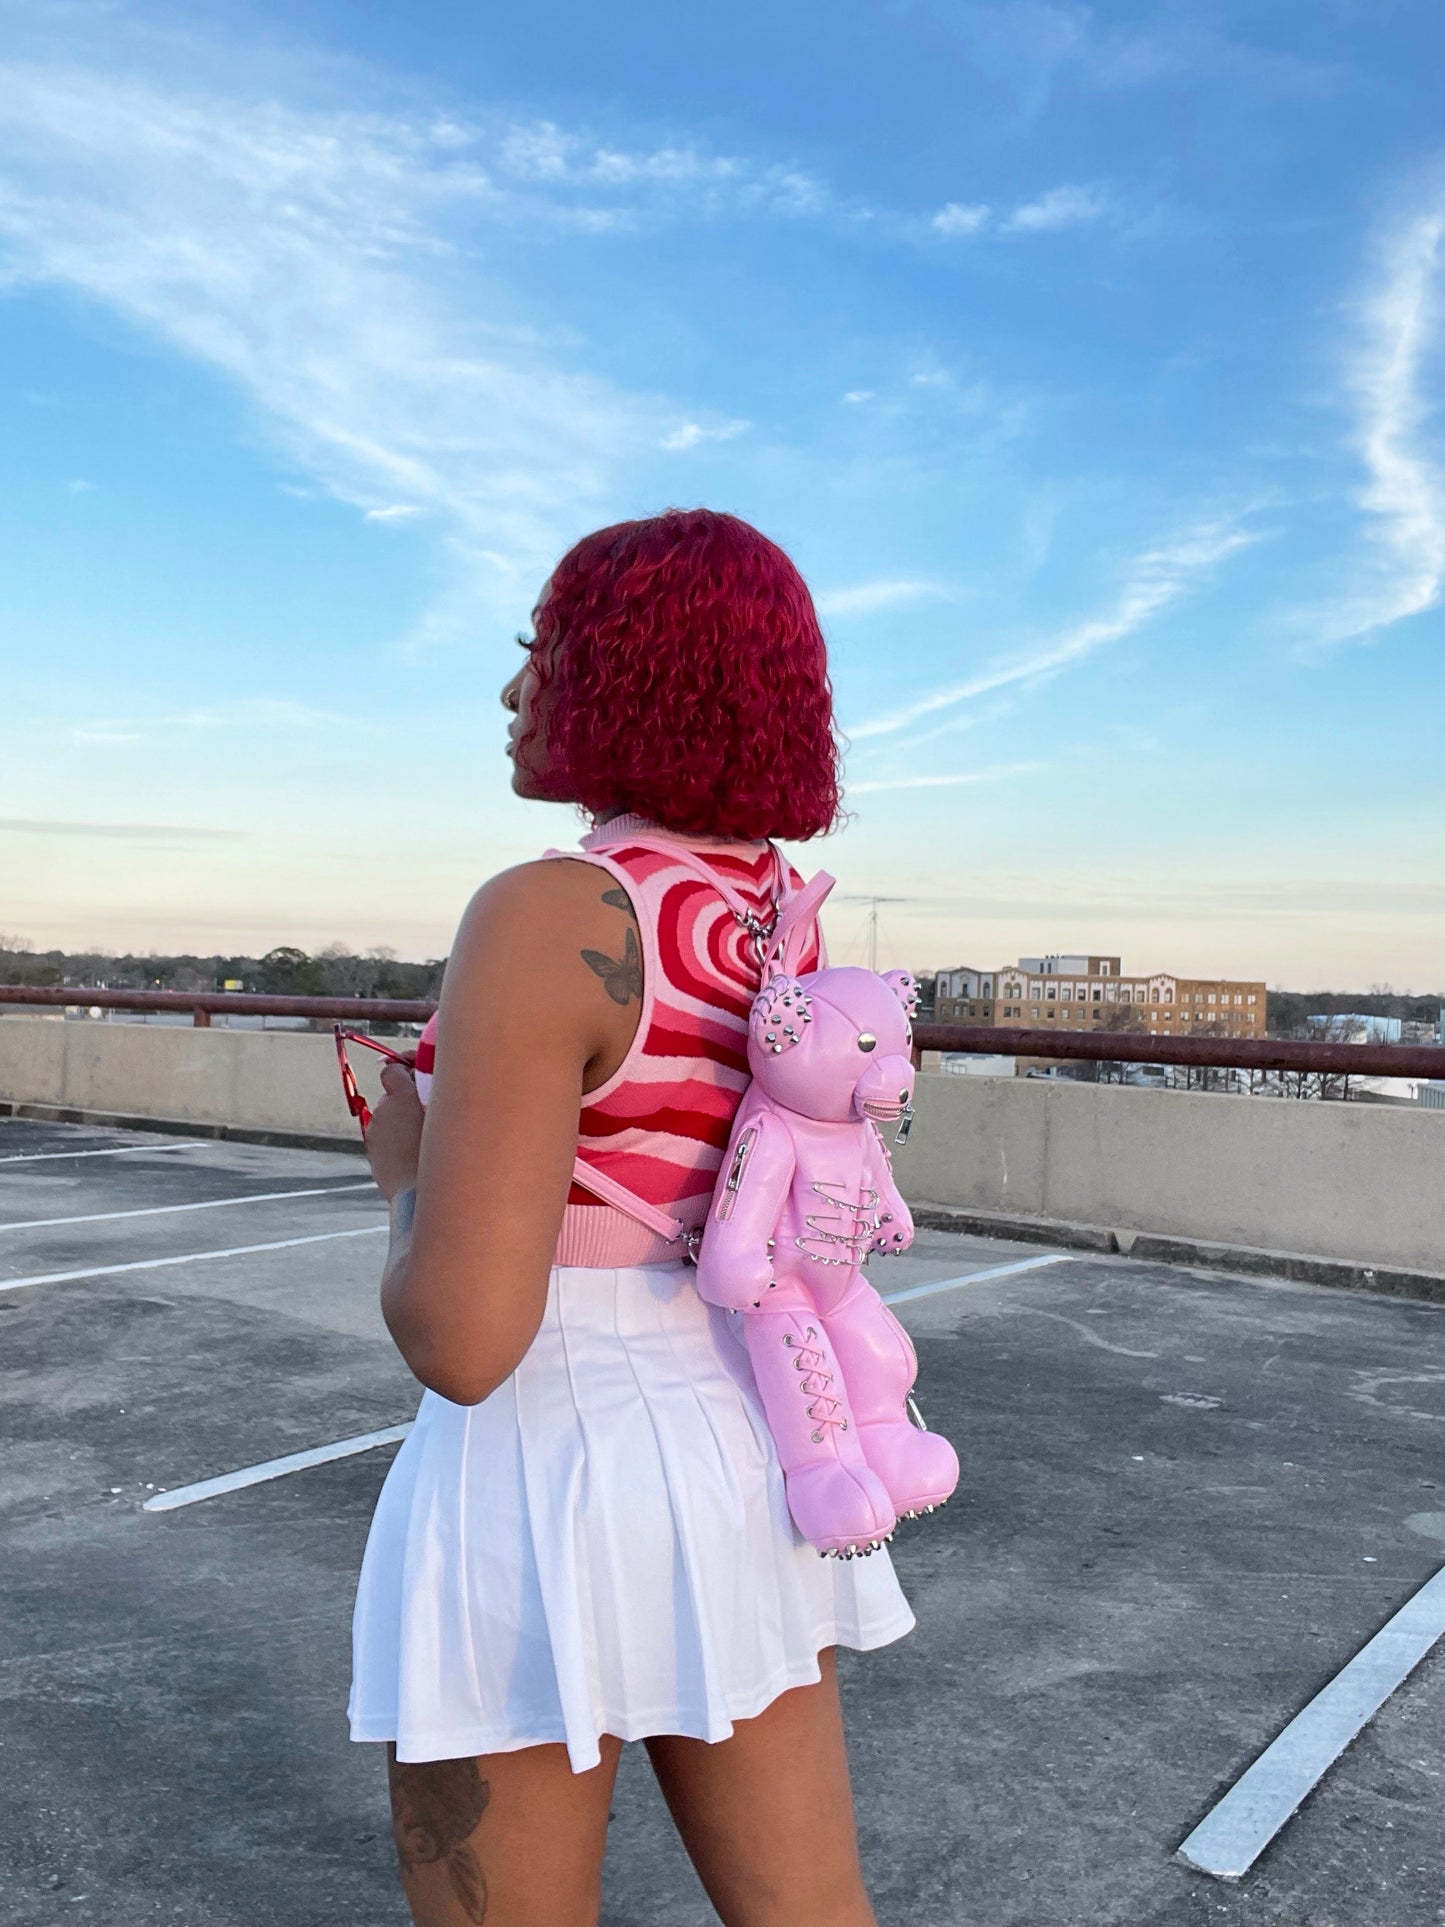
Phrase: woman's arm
[{"left": 369, "top": 858, "right": 642, "bottom": 1405}]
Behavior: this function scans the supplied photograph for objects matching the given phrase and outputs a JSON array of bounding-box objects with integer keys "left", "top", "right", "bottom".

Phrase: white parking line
[
  {"left": 883, "top": 1251, "right": 1072, "bottom": 1305},
  {"left": 137, "top": 1247, "right": 1073, "bottom": 1513},
  {"left": 0, "top": 1139, "right": 209, "bottom": 1164},
  {"left": 0, "top": 1181, "right": 375, "bottom": 1232},
  {"left": 144, "top": 1423, "right": 413, "bottom": 1511},
  {"left": 0, "top": 1222, "right": 387, "bottom": 1293},
  {"left": 1177, "top": 1563, "right": 1445, "bottom": 1879}
]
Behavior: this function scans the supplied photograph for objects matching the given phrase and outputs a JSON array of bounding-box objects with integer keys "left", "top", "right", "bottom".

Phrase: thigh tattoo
[{"left": 387, "top": 1752, "right": 491, "bottom": 1923}]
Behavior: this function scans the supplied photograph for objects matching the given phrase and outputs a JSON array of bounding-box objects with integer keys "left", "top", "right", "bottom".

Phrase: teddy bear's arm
[
  {"left": 865, "top": 1120, "right": 915, "bottom": 1255},
  {"left": 693, "top": 1110, "right": 798, "bottom": 1310}
]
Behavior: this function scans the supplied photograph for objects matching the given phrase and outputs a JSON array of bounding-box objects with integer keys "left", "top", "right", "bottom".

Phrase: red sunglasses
[{"left": 332, "top": 1025, "right": 417, "bottom": 1133}]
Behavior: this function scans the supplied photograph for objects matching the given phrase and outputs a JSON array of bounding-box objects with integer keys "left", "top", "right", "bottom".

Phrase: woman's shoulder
[
  {"left": 440, "top": 859, "right": 643, "bottom": 1058},
  {"left": 453, "top": 857, "right": 635, "bottom": 954}
]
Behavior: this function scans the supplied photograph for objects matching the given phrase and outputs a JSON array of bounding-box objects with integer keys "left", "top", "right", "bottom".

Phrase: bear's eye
[{"left": 856, "top": 1033, "right": 877, "bottom": 1052}]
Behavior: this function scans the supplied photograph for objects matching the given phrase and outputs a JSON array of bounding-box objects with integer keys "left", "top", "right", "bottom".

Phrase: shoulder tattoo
[{"left": 581, "top": 923, "right": 642, "bottom": 1006}]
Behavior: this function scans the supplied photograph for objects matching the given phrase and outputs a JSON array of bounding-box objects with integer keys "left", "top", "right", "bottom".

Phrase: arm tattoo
[
  {"left": 387, "top": 1753, "right": 491, "bottom": 1923},
  {"left": 600, "top": 885, "right": 632, "bottom": 912},
  {"left": 580, "top": 922, "right": 642, "bottom": 1007},
  {"left": 389, "top": 1186, "right": 416, "bottom": 1257}
]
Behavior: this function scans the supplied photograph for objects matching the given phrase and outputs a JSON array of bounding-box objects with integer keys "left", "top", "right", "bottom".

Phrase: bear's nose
[{"left": 899, "top": 1089, "right": 909, "bottom": 1102}]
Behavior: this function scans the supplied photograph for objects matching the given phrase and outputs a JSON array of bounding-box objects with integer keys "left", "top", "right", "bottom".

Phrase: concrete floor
[{"left": 1, "top": 1115, "right": 1442, "bottom": 1926}]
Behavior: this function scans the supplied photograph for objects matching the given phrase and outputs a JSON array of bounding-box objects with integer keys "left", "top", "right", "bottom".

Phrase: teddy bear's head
[{"left": 747, "top": 966, "right": 917, "bottom": 1126}]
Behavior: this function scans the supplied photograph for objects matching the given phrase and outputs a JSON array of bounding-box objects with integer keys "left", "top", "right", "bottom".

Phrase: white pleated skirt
[{"left": 348, "top": 1260, "right": 915, "bottom": 1773}]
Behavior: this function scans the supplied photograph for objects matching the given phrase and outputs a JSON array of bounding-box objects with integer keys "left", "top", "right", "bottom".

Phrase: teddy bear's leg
[
  {"left": 818, "top": 1277, "right": 960, "bottom": 1519},
  {"left": 739, "top": 1281, "right": 896, "bottom": 1556}
]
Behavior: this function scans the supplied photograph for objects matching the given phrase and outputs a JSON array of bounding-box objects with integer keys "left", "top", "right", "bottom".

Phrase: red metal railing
[
  {"left": 914, "top": 1021, "right": 1445, "bottom": 1081},
  {"left": 1, "top": 984, "right": 1442, "bottom": 1079},
  {"left": 0, "top": 985, "right": 434, "bottom": 1029}
]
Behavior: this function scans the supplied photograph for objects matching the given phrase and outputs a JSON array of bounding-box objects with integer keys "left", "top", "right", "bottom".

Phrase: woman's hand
[{"left": 365, "top": 1060, "right": 425, "bottom": 1201}]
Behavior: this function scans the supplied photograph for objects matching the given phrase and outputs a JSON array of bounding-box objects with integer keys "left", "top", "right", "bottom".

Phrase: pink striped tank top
[{"left": 552, "top": 812, "right": 824, "bottom": 1268}]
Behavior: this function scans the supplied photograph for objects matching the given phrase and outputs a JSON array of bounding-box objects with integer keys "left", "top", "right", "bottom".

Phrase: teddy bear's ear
[
  {"left": 751, "top": 974, "right": 813, "bottom": 1054},
  {"left": 882, "top": 969, "right": 920, "bottom": 1019}
]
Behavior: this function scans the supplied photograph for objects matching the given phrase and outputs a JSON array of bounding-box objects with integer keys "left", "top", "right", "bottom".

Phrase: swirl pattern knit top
[{"left": 553, "top": 813, "right": 824, "bottom": 1268}]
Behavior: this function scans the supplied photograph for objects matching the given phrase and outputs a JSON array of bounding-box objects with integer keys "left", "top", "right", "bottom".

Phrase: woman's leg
[
  {"left": 642, "top": 1648, "right": 878, "bottom": 1927},
  {"left": 385, "top": 1736, "right": 622, "bottom": 1927}
]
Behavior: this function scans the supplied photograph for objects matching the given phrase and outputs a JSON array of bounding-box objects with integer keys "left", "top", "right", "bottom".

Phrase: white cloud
[
  {"left": 841, "top": 389, "right": 875, "bottom": 404},
  {"left": 815, "top": 579, "right": 947, "bottom": 619},
  {"left": 659, "top": 418, "right": 751, "bottom": 451},
  {"left": 65, "top": 476, "right": 95, "bottom": 492},
  {"left": 364, "top": 503, "right": 425, "bottom": 523},
  {"left": 0, "top": 817, "right": 242, "bottom": 840},
  {"left": 848, "top": 517, "right": 1258, "bottom": 740},
  {"left": 1004, "top": 183, "right": 1109, "bottom": 232},
  {"left": 499, "top": 120, "right": 739, "bottom": 190},
  {"left": 494, "top": 117, "right": 830, "bottom": 218},
  {"left": 1311, "top": 192, "right": 1445, "bottom": 647},
  {"left": 849, "top": 762, "right": 1040, "bottom": 794},
  {"left": 0, "top": 61, "right": 685, "bottom": 647},
  {"left": 933, "top": 5, "right": 1335, "bottom": 104},
  {"left": 932, "top": 201, "right": 991, "bottom": 237},
  {"left": 66, "top": 698, "right": 373, "bottom": 744}
]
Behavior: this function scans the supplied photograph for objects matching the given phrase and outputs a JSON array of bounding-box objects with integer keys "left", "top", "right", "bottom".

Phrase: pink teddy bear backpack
[
  {"left": 410, "top": 842, "right": 960, "bottom": 1562},
  {"left": 692, "top": 958, "right": 960, "bottom": 1558}
]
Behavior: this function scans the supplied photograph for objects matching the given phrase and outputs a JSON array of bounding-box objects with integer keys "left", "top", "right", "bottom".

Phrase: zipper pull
[{"left": 726, "top": 1128, "right": 754, "bottom": 1192}]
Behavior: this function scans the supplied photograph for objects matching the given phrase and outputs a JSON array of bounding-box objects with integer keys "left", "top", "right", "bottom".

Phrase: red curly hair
[{"left": 525, "top": 508, "right": 841, "bottom": 841}]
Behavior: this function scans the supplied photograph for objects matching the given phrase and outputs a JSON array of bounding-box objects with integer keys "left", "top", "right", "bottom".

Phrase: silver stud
[{"left": 771, "top": 1044, "right": 783, "bottom": 1053}]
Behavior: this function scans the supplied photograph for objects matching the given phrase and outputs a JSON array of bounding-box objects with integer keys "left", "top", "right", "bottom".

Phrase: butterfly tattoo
[{"left": 581, "top": 918, "right": 642, "bottom": 1006}]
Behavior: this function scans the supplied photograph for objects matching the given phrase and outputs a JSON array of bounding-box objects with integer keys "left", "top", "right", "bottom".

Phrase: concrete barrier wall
[
  {"left": 1, "top": 1019, "right": 1441, "bottom": 1274},
  {"left": 0, "top": 1016, "right": 385, "bottom": 1142},
  {"left": 900, "top": 1071, "right": 1444, "bottom": 1277}
]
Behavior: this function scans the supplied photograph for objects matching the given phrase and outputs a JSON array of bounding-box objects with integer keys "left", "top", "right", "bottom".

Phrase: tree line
[{"left": 0, "top": 938, "right": 444, "bottom": 1002}]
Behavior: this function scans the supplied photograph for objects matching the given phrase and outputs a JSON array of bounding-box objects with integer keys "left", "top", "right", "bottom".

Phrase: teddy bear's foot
[
  {"left": 784, "top": 1460, "right": 895, "bottom": 1555},
  {"left": 851, "top": 1421, "right": 960, "bottom": 1520}
]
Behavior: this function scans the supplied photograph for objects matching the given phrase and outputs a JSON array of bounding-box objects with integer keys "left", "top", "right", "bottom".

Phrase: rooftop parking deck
[{"left": 2, "top": 1115, "right": 1443, "bottom": 1926}]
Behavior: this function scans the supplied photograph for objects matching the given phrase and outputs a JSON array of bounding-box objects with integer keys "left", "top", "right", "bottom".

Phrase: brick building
[{"left": 934, "top": 953, "right": 1266, "bottom": 1038}]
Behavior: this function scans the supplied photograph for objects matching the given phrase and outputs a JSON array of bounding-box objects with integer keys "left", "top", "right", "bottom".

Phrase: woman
[{"left": 350, "top": 508, "right": 915, "bottom": 1926}]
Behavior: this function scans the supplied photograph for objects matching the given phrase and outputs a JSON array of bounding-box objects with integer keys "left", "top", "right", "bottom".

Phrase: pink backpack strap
[
  {"left": 582, "top": 831, "right": 788, "bottom": 918},
  {"left": 569, "top": 1156, "right": 688, "bottom": 1245},
  {"left": 767, "top": 870, "right": 835, "bottom": 973},
  {"left": 542, "top": 832, "right": 829, "bottom": 1250},
  {"left": 583, "top": 832, "right": 833, "bottom": 973}
]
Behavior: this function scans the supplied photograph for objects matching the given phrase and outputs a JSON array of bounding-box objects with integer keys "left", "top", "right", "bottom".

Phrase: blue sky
[{"left": 2, "top": 0, "right": 1442, "bottom": 986}]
